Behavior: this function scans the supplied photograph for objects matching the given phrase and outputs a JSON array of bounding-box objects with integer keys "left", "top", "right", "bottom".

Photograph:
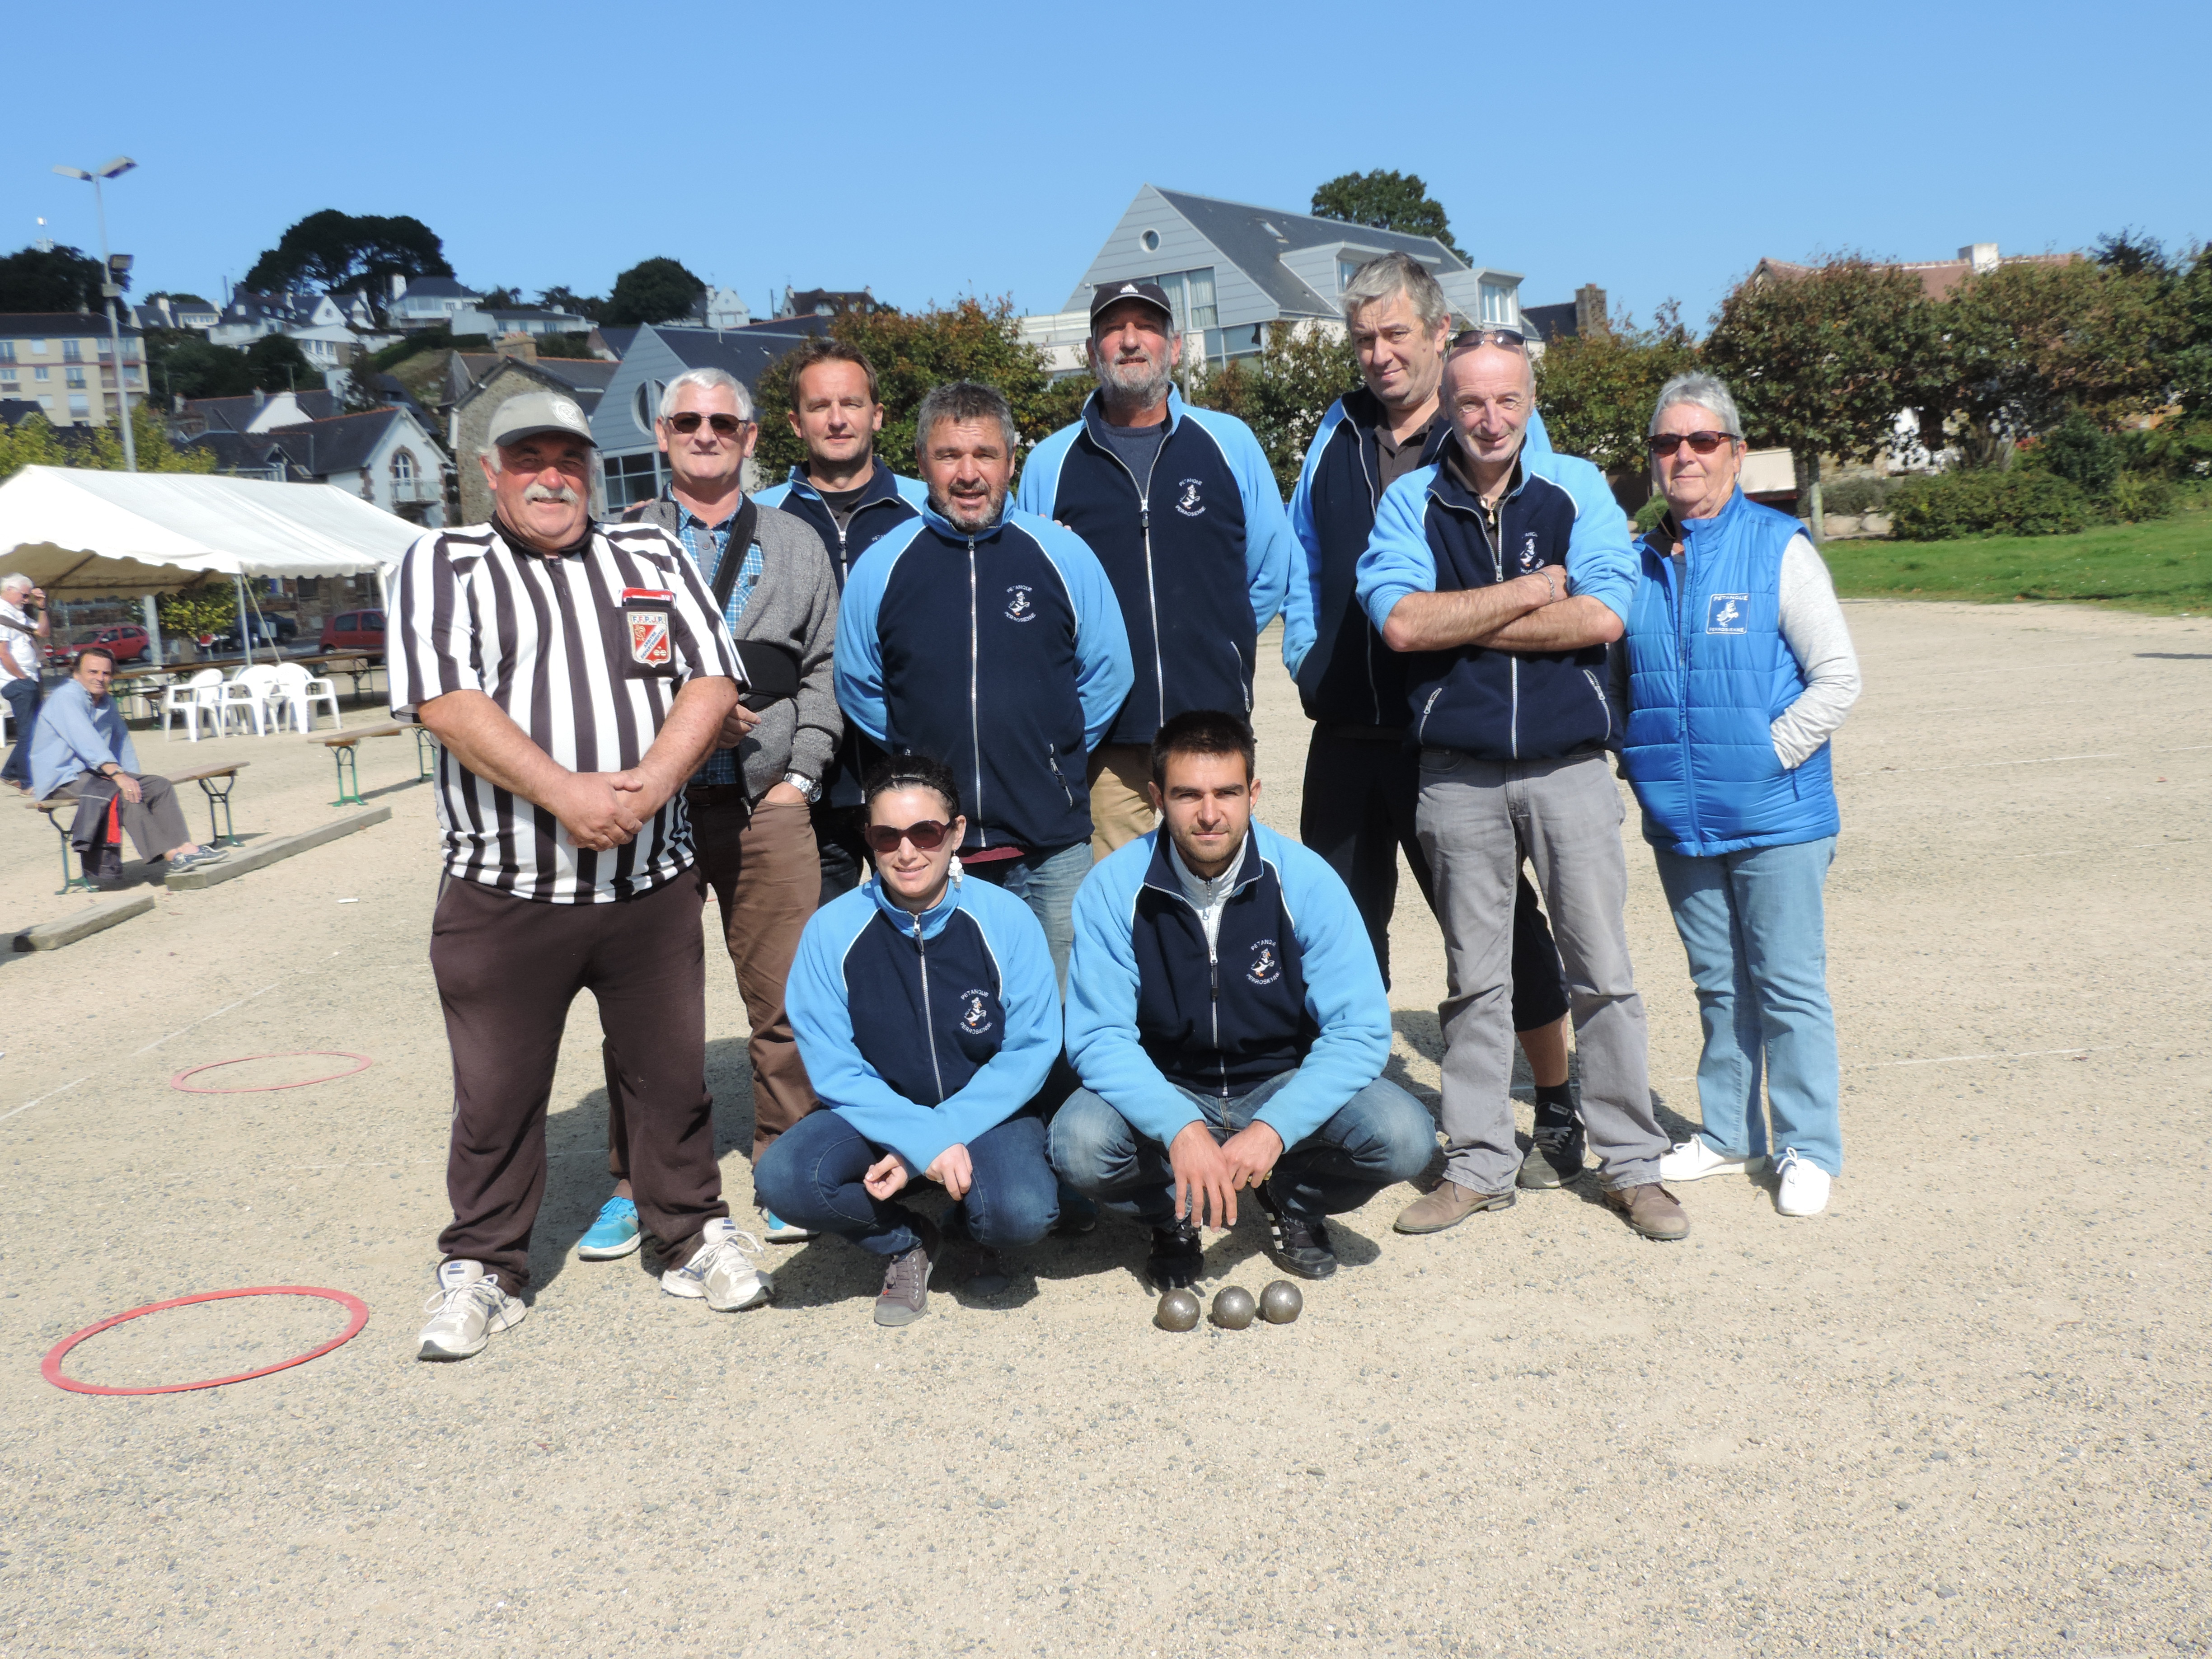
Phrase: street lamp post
[
  {"left": 51, "top": 157, "right": 137, "bottom": 472},
  {"left": 52, "top": 157, "right": 165, "bottom": 663}
]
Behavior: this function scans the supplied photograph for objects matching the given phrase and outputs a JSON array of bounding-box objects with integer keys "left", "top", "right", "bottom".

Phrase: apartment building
[{"left": 0, "top": 312, "right": 146, "bottom": 426}]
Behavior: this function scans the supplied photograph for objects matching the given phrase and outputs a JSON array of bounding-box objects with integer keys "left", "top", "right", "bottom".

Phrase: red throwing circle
[
  {"left": 169, "top": 1052, "right": 374, "bottom": 1093},
  {"left": 42, "top": 1286, "right": 371, "bottom": 1396}
]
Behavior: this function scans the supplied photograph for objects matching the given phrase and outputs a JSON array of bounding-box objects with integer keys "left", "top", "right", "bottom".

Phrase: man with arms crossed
[
  {"left": 756, "top": 339, "right": 928, "bottom": 902},
  {"left": 1016, "top": 281, "right": 1293, "bottom": 856},
  {"left": 575, "top": 366, "right": 841, "bottom": 1259},
  {"left": 1357, "top": 330, "right": 1685, "bottom": 1242},
  {"left": 398, "top": 392, "right": 763, "bottom": 1362},
  {"left": 1282, "top": 254, "right": 1582, "bottom": 1186},
  {"left": 1052, "top": 710, "right": 1434, "bottom": 1286}
]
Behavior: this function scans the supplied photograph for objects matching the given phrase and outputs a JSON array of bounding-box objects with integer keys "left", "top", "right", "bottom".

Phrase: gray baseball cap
[{"left": 488, "top": 391, "right": 597, "bottom": 450}]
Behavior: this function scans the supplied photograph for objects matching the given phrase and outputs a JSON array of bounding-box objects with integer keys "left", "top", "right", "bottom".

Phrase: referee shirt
[{"left": 389, "top": 516, "right": 743, "bottom": 904}]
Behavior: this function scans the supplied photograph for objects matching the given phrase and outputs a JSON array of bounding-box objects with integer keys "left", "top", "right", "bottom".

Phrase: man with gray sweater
[{"left": 582, "top": 366, "right": 842, "bottom": 1256}]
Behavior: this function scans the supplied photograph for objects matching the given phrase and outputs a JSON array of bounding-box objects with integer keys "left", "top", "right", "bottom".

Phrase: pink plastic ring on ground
[
  {"left": 41, "top": 1286, "right": 370, "bottom": 1396},
  {"left": 169, "top": 1052, "right": 374, "bottom": 1093}
]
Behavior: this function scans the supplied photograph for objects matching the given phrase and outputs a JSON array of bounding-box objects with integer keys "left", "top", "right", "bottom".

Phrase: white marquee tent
[{"left": 0, "top": 466, "right": 420, "bottom": 662}]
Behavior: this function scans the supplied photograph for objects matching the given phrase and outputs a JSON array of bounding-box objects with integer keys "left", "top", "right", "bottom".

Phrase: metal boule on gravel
[
  {"left": 1154, "top": 1289, "right": 1201, "bottom": 1331},
  {"left": 1259, "top": 1280, "right": 1303, "bottom": 1324},
  {"left": 1210, "top": 1286, "right": 1257, "bottom": 1329}
]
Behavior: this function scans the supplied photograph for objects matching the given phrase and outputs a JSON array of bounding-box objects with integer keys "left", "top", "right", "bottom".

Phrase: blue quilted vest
[{"left": 1620, "top": 489, "right": 1840, "bottom": 857}]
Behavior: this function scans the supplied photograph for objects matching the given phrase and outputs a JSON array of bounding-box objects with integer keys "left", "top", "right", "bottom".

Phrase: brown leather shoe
[
  {"left": 1393, "top": 1180, "right": 1516, "bottom": 1234},
  {"left": 1604, "top": 1182, "right": 1689, "bottom": 1241}
]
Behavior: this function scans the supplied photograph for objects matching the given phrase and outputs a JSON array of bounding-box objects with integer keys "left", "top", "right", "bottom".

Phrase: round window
[
  {"left": 1140, "top": 229, "right": 1160, "bottom": 253},
  {"left": 633, "top": 380, "right": 664, "bottom": 435}
]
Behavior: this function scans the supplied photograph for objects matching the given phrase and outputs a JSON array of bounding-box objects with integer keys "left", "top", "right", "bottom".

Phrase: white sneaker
[
  {"left": 1658, "top": 1136, "right": 1763, "bottom": 1183},
  {"left": 1773, "top": 1148, "right": 1832, "bottom": 1217},
  {"left": 661, "top": 1217, "right": 773, "bottom": 1312},
  {"left": 417, "top": 1260, "right": 526, "bottom": 1361}
]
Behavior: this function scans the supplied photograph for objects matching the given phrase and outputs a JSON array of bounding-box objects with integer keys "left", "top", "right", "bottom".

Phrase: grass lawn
[{"left": 1821, "top": 489, "right": 2212, "bottom": 614}]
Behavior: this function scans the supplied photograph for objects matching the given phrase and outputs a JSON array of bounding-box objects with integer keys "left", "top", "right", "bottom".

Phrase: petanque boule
[
  {"left": 1154, "top": 1289, "right": 1201, "bottom": 1331},
  {"left": 1210, "top": 1286, "right": 1257, "bottom": 1330},
  {"left": 1259, "top": 1280, "right": 1303, "bottom": 1324}
]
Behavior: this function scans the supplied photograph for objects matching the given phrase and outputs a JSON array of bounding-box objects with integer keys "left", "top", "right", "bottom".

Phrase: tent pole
[
  {"left": 141, "top": 595, "right": 163, "bottom": 666},
  {"left": 235, "top": 574, "right": 252, "bottom": 665}
]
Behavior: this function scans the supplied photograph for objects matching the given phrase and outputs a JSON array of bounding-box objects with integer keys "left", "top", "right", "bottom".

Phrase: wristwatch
[{"left": 782, "top": 772, "right": 820, "bottom": 803}]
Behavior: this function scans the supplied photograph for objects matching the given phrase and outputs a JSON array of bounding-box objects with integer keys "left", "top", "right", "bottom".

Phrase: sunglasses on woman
[
  {"left": 864, "top": 819, "right": 951, "bottom": 855},
  {"left": 663, "top": 411, "right": 750, "bottom": 436},
  {"left": 1649, "top": 431, "right": 1736, "bottom": 457}
]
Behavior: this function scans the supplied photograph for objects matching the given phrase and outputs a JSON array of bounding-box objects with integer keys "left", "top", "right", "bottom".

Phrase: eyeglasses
[
  {"left": 1649, "top": 431, "right": 1737, "bottom": 457},
  {"left": 662, "top": 411, "right": 750, "bottom": 436},
  {"left": 863, "top": 819, "right": 951, "bottom": 855},
  {"left": 1451, "top": 328, "right": 1528, "bottom": 351}
]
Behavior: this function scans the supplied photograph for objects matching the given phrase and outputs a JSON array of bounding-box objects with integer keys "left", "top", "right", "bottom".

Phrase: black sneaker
[
  {"left": 1518, "top": 1117, "right": 1588, "bottom": 1190},
  {"left": 1146, "top": 1218, "right": 1204, "bottom": 1290},
  {"left": 1256, "top": 1182, "right": 1338, "bottom": 1279},
  {"left": 873, "top": 1212, "right": 940, "bottom": 1327}
]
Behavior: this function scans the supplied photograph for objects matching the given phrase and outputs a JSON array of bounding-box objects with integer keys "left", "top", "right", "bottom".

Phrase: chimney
[
  {"left": 494, "top": 332, "right": 538, "bottom": 363},
  {"left": 1960, "top": 243, "right": 2000, "bottom": 274},
  {"left": 1574, "top": 284, "right": 1608, "bottom": 337}
]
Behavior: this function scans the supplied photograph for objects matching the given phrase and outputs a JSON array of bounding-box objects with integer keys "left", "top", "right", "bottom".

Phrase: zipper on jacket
[
  {"left": 1415, "top": 686, "right": 1443, "bottom": 745},
  {"left": 1669, "top": 548, "right": 1703, "bottom": 847},
  {"left": 912, "top": 913, "right": 949, "bottom": 1105},
  {"left": 1356, "top": 428, "right": 1383, "bottom": 724},
  {"left": 1093, "top": 435, "right": 1167, "bottom": 727},
  {"left": 1583, "top": 667, "right": 1612, "bottom": 743},
  {"left": 1209, "top": 938, "right": 1228, "bottom": 1097},
  {"left": 966, "top": 540, "right": 985, "bottom": 846},
  {"left": 1048, "top": 746, "right": 1074, "bottom": 807}
]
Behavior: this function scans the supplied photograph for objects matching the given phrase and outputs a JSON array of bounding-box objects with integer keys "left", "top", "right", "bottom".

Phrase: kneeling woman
[{"left": 758, "top": 754, "right": 1061, "bottom": 1326}]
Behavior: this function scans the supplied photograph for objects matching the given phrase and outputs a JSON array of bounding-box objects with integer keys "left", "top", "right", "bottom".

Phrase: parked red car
[
  {"left": 319, "top": 609, "right": 386, "bottom": 659},
  {"left": 51, "top": 625, "right": 150, "bottom": 666}
]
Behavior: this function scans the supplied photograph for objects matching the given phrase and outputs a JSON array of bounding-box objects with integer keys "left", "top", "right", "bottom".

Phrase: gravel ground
[{"left": 0, "top": 601, "right": 2205, "bottom": 1658}]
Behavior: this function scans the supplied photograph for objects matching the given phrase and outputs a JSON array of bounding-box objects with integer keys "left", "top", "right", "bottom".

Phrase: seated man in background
[
  {"left": 1051, "top": 710, "right": 1433, "bottom": 1286},
  {"left": 30, "top": 647, "right": 227, "bottom": 878},
  {"left": 756, "top": 754, "right": 1062, "bottom": 1327}
]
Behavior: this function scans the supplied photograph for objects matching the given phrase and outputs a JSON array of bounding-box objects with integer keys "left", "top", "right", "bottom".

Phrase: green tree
[
  {"left": 156, "top": 581, "right": 236, "bottom": 640},
  {"left": 0, "top": 406, "right": 216, "bottom": 484},
  {"left": 242, "top": 210, "right": 452, "bottom": 294},
  {"left": 0, "top": 412, "right": 71, "bottom": 480},
  {"left": 1185, "top": 324, "right": 1360, "bottom": 496},
  {"left": 1534, "top": 303, "right": 1701, "bottom": 489},
  {"left": 145, "top": 330, "right": 255, "bottom": 402},
  {"left": 1705, "top": 257, "right": 1936, "bottom": 536},
  {"left": 340, "top": 347, "right": 387, "bottom": 413},
  {"left": 1311, "top": 170, "right": 1462, "bottom": 259},
  {"left": 1936, "top": 255, "right": 2179, "bottom": 438},
  {"left": 538, "top": 286, "right": 603, "bottom": 322},
  {"left": 753, "top": 298, "right": 1086, "bottom": 482},
  {"left": 2170, "top": 243, "right": 2212, "bottom": 420},
  {"left": 244, "top": 333, "right": 323, "bottom": 392},
  {"left": 0, "top": 244, "right": 112, "bottom": 312},
  {"left": 604, "top": 258, "right": 707, "bottom": 328}
]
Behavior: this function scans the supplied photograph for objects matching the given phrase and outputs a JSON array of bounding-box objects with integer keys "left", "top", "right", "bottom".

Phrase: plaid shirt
[{"left": 670, "top": 498, "right": 763, "bottom": 788}]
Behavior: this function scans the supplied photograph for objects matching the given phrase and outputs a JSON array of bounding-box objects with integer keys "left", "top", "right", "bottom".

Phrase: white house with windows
[
  {"left": 0, "top": 312, "right": 146, "bottom": 426},
  {"left": 387, "top": 275, "right": 483, "bottom": 329},
  {"left": 186, "top": 404, "right": 447, "bottom": 525},
  {"left": 1023, "top": 184, "right": 1525, "bottom": 376}
]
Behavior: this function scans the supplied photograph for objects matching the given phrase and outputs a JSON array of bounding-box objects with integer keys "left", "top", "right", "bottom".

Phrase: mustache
[{"left": 522, "top": 482, "right": 581, "bottom": 506}]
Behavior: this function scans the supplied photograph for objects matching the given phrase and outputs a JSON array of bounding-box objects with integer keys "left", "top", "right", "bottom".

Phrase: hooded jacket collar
[
  {"left": 782, "top": 458, "right": 905, "bottom": 511},
  {"left": 865, "top": 864, "right": 967, "bottom": 941},
  {"left": 1140, "top": 825, "right": 1264, "bottom": 904},
  {"left": 914, "top": 494, "right": 1014, "bottom": 543}
]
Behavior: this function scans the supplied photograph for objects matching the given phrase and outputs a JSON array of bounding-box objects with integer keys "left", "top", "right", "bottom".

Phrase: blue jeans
[
  {"left": 753, "top": 1107, "right": 1058, "bottom": 1258},
  {"left": 1, "top": 676, "right": 40, "bottom": 786},
  {"left": 964, "top": 839, "right": 1089, "bottom": 989},
  {"left": 1652, "top": 835, "right": 1842, "bottom": 1176},
  {"left": 1049, "top": 1069, "right": 1435, "bottom": 1226}
]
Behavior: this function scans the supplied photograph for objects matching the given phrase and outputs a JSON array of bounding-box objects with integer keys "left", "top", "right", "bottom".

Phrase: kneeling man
[
  {"left": 758, "top": 754, "right": 1061, "bottom": 1326},
  {"left": 1053, "top": 710, "right": 1433, "bottom": 1286}
]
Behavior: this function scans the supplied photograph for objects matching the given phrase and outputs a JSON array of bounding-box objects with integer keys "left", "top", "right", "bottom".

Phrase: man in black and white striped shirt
[{"left": 393, "top": 391, "right": 769, "bottom": 1362}]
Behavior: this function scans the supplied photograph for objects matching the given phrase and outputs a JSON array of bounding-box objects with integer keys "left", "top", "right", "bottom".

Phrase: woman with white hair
[{"left": 1615, "top": 372, "right": 1861, "bottom": 1217}]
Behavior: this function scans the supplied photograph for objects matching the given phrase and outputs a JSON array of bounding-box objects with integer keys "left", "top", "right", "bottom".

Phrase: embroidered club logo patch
[
  {"left": 959, "top": 989, "right": 994, "bottom": 1035},
  {"left": 1005, "top": 584, "right": 1036, "bottom": 622},
  {"left": 1246, "top": 940, "right": 1282, "bottom": 986},
  {"left": 629, "top": 611, "right": 672, "bottom": 665},
  {"left": 1706, "top": 594, "right": 1748, "bottom": 635},
  {"left": 1174, "top": 478, "right": 1205, "bottom": 517},
  {"left": 1518, "top": 532, "right": 1543, "bottom": 573}
]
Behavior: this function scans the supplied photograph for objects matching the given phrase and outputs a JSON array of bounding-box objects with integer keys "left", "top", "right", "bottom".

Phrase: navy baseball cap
[{"left": 1090, "top": 280, "right": 1176, "bottom": 328}]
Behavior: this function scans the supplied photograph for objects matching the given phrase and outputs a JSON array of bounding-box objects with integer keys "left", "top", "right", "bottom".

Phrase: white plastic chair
[
  {"left": 220, "top": 665, "right": 281, "bottom": 737},
  {"left": 162, "top": 668, "right": 226, "bottom": 742},
  {"left": 268, "top": 661, "right": 342, "bottom": 733}
]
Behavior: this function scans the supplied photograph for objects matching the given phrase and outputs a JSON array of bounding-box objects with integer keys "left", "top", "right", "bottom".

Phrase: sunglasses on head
[
  {"left": 663, "top": 411, "right": 750, "bottom": 436},
  {"left": 864, "top": 819, "right": 951, "bottom": 855},
  {"left": 1650, "top": 431, "right": 1736, "bottom": 457},
  {"left": 1451, "top": 327, "right": 1528, "bottom": 352}
]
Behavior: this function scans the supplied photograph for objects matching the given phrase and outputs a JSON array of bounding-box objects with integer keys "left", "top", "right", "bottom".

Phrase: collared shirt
[
  {"left": 0, "top": 599, "right": 39, "bottom": 678},
  {"left": 28, "top": 679, "right": 133, "bottom": 799},
  {"left": 667, "top": 495, "right": 763, "bottom": 790},
  {"left": 1373, "top": 409, "right": 1445, "bottom": 492},
  {"left": 1168, "top": 834, "right": 1241, "bottom": 952},
  {"left": 389, "top": 516, "right": 742, "bottom": 904}
]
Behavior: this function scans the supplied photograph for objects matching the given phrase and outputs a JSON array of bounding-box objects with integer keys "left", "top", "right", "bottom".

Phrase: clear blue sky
[{"left": 11, "top": 0, "right": 2208, "bottom": 334}]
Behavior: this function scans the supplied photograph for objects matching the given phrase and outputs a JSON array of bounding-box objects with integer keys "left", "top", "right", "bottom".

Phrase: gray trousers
[
  {"left": 56, "top": 771, "right": 192, "bottom": 862},
  {"left": 1416, "top": 749, "right": 1663, "bottom": 1192}
]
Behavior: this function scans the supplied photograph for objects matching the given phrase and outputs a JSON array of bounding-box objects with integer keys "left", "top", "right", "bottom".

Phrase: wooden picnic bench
[
  {"left": 311, "top": 721, "right": 435, "bottom": 806},
  {"left": 26, "top": 761, "right": 248, "bottom": 895}
]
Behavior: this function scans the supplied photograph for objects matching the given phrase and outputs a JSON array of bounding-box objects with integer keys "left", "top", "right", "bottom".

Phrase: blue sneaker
[
  {"left": 760, "top": 1209, "right": 814, "bottom": 1243},
  {"left": 577, "top": 1195, "right": 641, "bottom": 1260}
]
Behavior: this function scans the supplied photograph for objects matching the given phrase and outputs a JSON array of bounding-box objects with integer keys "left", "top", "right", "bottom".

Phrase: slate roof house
[
  {"left": 187, "top": 405, "right": 448, "bottom": 525},
  {"left": 1023, "top": 185, "right": 1527, "bottom": 375},
  {"left": 388, "top": 276, "right": 483, "bottom": 329}
]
